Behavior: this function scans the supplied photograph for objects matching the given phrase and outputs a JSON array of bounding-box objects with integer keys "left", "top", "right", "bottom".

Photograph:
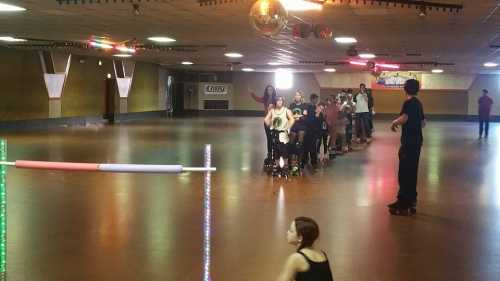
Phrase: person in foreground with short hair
[
  {"left": 388, "top": 79, "right": 426, "bottom": 215},
  {"left": 275, "top": 217, "right": 334, "bottom": 281},
  {"left": 478, "top": 89, "right": 493, "bottom": 139}
]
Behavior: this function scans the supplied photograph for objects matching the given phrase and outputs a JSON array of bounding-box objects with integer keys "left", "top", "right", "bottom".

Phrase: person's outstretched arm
[{"left": 250, "top": 89, "right": 264, "bottom": 103}]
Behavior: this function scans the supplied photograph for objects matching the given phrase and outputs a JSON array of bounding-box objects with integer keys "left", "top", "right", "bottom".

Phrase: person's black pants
[
  {"left": 264, "top": 123, "right": 272, "bottom": 158},
  {"left": 479, "top": 115, "right": 490, "bottom": 137},
  {"left": 305, "top": 131, "right": 319, "bottom": 166},
  {"left": 397, "top": 144, "right": 422, "bottom": 206}
]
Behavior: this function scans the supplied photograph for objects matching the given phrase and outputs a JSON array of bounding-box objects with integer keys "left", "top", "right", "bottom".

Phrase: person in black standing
[
  {"left": 478, "top": 89, "right": 493, "bottom": 139},
  {"left": 388, "top": 79, "right": 426, "bottom": 215},
  {"left": 289, "top": 91, "right": 309, "bottom": 175},
  {"left": 367, "top": 88, "right": 375, "bottom": 137},
  {"left": 304, "top": 94, "right": 320, "bottom": 169}
]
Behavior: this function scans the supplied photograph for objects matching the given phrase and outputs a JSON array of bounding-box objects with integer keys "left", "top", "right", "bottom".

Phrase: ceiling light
[
  {"left": 113, "top": 54, "right": 132, "bottom": 58},
  {"left": 268, "top": 62, "right": 281, "bottom": 66},
  {"left": 278, "top": 0, "right": 323, "bottom": 11},
  {"left": 484, "top": 62, "right": 498, "bottom": 68},
  {"left": 242, "top": 68, "right": 254, "bottom": 72},
  {"left": 98, "top": 60, "right": 103, "bottom": 66},
  {"left": 0, "top": 36, "right": 26, "bottom": 42},
  {"left": 148, "top": 36, "right": 176, "bottom": 43},
  {"left": 359, "top": 53, "right": 376, "bottom": 59},
  {"left": 90, "top": 41, "right": 113, "bottom": 49},
  {"left": 334, "top": 37, "right": 357, "bottom": 44},
  {"left": 324, "top": 68, "right": 336, "bottom": 72},
  {"left": 0, "top": 2, "right": 26, "bottom": 12},
  {"left": 181, "top": 61, "right": 194, "bottom": 65},
  {"left": 431, "top": 69, "right": 444, "bottom": 73},
  {"left": 225, "top": 52, "right": 243, "bottom": 58},
  {"left": 115, "top": 46, "right": 136, "bottom": 53}
]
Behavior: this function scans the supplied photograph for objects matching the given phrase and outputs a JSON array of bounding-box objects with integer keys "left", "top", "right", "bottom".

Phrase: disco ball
[{"left": 249, "top": 0, "right": 288, "bottom": 36}]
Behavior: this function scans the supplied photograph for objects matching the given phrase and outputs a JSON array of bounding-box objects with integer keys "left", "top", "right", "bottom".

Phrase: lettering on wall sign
[{"left": 204, "top": 84, "right": 228, "bottom": 95}]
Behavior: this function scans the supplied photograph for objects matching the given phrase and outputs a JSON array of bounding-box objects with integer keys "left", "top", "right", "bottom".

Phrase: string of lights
[
  {"left": 0, "top": 140, "right": 6, "bottom": 278},
  {"left": 203, "top": 145, "right": 212, "bottom": 281}
]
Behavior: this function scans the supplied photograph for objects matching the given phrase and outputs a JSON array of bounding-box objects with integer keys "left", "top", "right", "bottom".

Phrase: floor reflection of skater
[
  {"left": 388, "top": 79, "right": 426, "bottom": 215},
  {"left": 250, "top": 85, "right": 277, "bottom": 164},
  {"left": 275, "top": 217, "right": 334, "bottom": 281}
]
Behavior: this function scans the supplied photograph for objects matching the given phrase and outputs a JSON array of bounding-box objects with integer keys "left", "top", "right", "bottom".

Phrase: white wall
[
  {"left": 232, "top": 72, "right": 321, "bottom": 111},
  {"left": 315, "top": 72, "right": 372, "bottom": 89}
]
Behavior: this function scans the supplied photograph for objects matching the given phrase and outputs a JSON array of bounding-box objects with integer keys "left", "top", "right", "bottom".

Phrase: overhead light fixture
[
  {"left": 115, "top": 46, "right": 136, "bottom": 54},
  {"left": 98, "top": 60, "right": 103, "bottom": 66},
  {"left": 484, "top": 62, "right": 498, "bottom": 68},
  {"left": 148, "top": 36, "right": 176, "bottom": 43},
  {"left": 113, "top": 54, "right": 132, "bottom": 58},
  {"left": 0, "top": 36, "right": 26, "bottom": 42},
  {"left": 225, "top": 52, "right": 243, "bottom": 58},
  {"left": 268, "top": 62, "right": 281, "bottom": 66},
  {"left": 359, "top": 53, "right": 376, "bottom": 59},
  {"left": 334, "top": 37, "right": 357, "bottom": 44},
  {"left": 242, "top": 68, "right": 255, "bottom": 72},
  {"left": 0, "top": 2, "right": 26, "bottom": 12},
  {"left": 431, "top": 69, "right": 444, "bottom": 73},
  {"left": 90, "top": 41, "right": 113, "bottom": 49},
  {"left": 278, "top": 0, "right": 323, "bottom": 11},
  {"left": 107, "top": 73, "right": 112, "bottom": 79},
  {"left": 324, "top": 68, "right": 336, "bottom": 72},
  {"left": 181, "top": 61, "right": 194, "bottom": 65}
]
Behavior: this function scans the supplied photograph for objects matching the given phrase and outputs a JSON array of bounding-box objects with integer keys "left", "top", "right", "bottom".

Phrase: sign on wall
[
  {"left": 372, "top": 72, "right": 422, "bottom": 89},
  {"left": 204, "top": 84, "right": 228, "bottom": 95}
]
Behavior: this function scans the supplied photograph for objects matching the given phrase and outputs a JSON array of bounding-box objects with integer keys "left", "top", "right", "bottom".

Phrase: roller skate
[
  {"left": 290, "top": 164, "right": 300, "bottom": 176},
  {"left": 388, "top": 201, "right": 415, "bottom": 216}
]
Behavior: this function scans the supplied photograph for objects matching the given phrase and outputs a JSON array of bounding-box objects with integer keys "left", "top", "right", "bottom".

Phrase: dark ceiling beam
[{"left": 197, "top": 0, "right": 463, "bottom": 12}]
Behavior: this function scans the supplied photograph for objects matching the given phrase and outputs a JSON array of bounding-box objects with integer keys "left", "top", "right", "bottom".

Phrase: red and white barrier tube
[{"left": 0, "top": 160, "right": 216, "bottom": 173}]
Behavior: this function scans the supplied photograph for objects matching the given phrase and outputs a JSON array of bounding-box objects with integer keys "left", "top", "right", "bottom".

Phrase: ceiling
[{"left": 0, "top": 0, "right": 499, "bottom": 74}]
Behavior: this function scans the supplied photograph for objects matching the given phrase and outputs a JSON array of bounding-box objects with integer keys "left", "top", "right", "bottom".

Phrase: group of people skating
[
  {"left": 251, "top": 84, "right": 375, "bottom": 177},
  {"left": 272, "top": 79, "right": 426, "bottom": 281}
]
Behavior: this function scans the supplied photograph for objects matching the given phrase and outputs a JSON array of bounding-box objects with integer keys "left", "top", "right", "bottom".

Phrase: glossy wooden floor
[{"left": 1, "top": 117, "right": 499, "bottom": 281}]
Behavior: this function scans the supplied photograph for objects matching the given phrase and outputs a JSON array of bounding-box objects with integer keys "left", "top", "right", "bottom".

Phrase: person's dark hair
[
  {"left": 360, "top": 83, "right": 366, "bottom": 88},
  {"left": 483, "top": 89, "right": 489, "bottom": 94},
  {"left": 404, "top": 79, "right": 420, "bottom": 96},
  {"left": 317, "top": 102, "right": 326, "bottom": 107},
  {"left": 264, "top": 85, "right": 277, "bottom": 105},
  {"left": 310, "top": 94, "right": 319, "bottom": 101},
  {"left": 295, "top": 217, "right": 320, "bottom": 250},
  {"left": 275, "top": 95, "right": 285, "bottom": 105}
]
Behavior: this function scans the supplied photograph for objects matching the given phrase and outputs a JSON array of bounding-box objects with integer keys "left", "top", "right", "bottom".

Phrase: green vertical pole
[{"left": 0, "top": 139, "right": 6, "bottom": 278}]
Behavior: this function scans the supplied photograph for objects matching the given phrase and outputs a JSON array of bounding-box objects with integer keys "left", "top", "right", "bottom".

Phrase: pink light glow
[
  {"left": 376, "top": 63, "right": 400, "bottom": 69},
  {"left": 349, "top": 61, "right": 367, "bottom": 66}
]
